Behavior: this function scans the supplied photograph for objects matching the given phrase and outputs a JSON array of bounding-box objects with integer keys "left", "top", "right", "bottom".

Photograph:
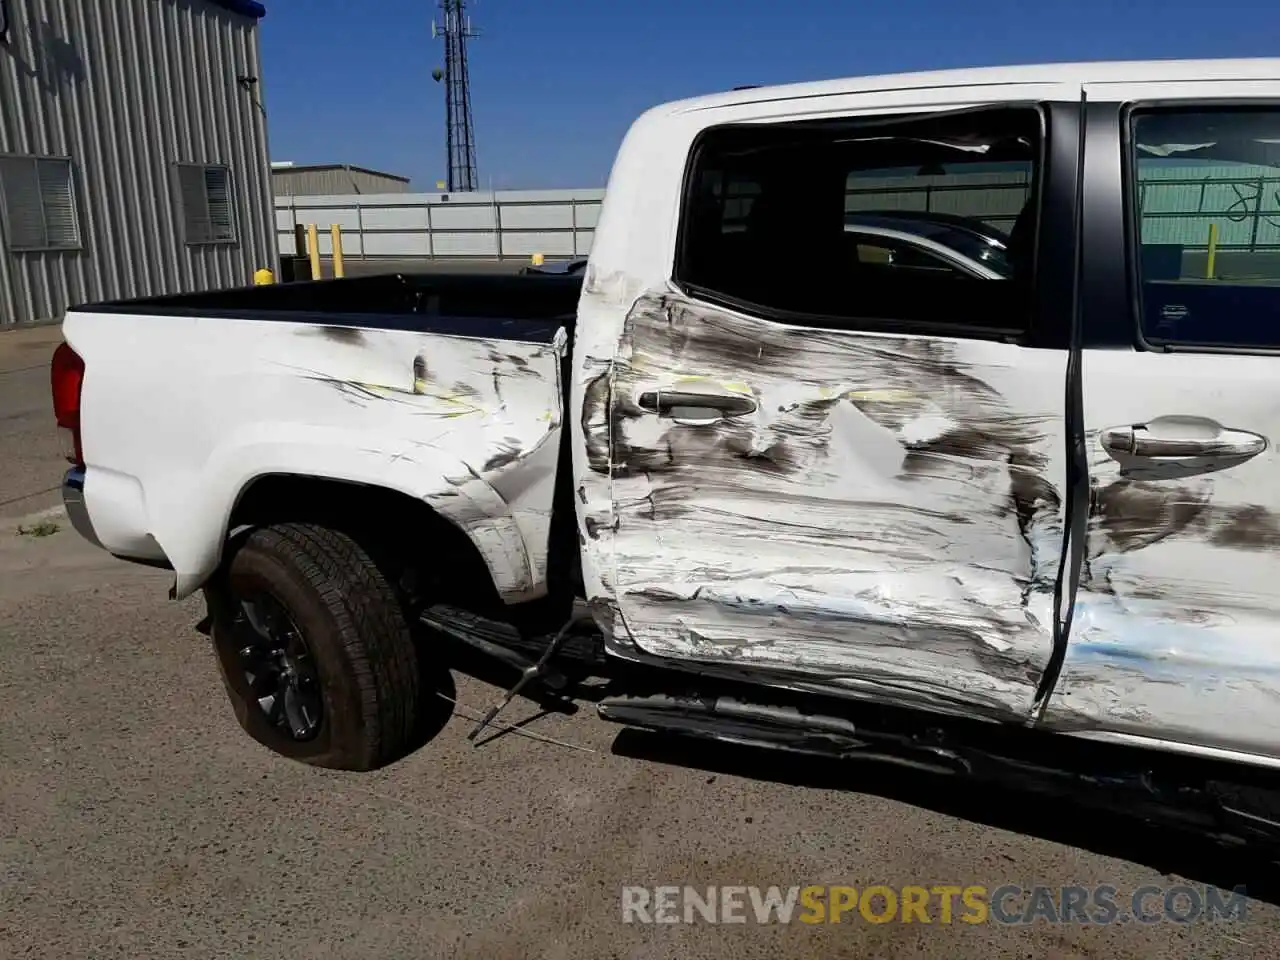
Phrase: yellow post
[
  {"left": 307, "top": 223, "right": 321, "bottom": 280},
  {"left": 531, "top": 252, "right": 545, "bottom": 267},
  {"left": 253, "top": 267, "right": 274, "bottom": 285},
  {"left": 330, "top": 224, "right": 345, "bottom": 279},
  {"left": 1206, "top": 222, "right": 1219, "bottom": 279}
]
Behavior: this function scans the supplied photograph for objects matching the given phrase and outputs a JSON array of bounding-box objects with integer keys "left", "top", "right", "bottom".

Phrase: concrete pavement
[
  {"left": 0, "top": 324, "right": 65, "bottom": 520},
  {"left": 4, "top": 516, "right": 1280, "bottom": 958}
]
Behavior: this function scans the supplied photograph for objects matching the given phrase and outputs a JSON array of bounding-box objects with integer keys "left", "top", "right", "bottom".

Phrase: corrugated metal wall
[
  {"left": 0, "top": 0, "right": 276, "bottom": 326},
  {"left": 272, "top": 167, "right": 411, "bottom": 197}
]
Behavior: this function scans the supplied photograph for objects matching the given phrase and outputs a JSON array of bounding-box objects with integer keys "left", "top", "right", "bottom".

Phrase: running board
[
  {"left": 418, "top": 602, "right": 606, "bottom": 669},
  {"left": 597, "top": 693, "right": 968, "bottom": 776},
  {"left": 599, "top": 694, "right": 1280, "bottom": 850}
]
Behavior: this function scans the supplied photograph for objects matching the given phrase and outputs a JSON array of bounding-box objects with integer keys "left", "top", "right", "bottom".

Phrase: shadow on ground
[
  {"left": 201, "top": 603, "right": 1280, "bottom": 908},
  {"left": 416, "top": 628, "right": 1280, "bottom": 906},
  {"left": 610, "top": 727, "right": 1280, "bottom": 908},
  {"left": 413, "top": 660, "right": 459, "bottom": 750}
]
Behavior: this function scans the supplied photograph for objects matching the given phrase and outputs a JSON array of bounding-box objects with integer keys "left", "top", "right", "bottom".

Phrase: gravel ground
[{"left": 2, "top": 309, "right": 1279, "bottom": 959}]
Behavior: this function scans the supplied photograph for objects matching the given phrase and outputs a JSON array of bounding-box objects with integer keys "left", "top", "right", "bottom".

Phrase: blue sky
[{"left": 258, "top": 0, "right": 1280, "bottom": 191}]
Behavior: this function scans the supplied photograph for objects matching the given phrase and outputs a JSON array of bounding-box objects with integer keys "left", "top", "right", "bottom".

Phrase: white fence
[
  {"left": 274, "top": 189, "right": 606, "bottom": 261},
  {"left": 273, "top": 166, "right": 1280, "bottom": 266},
  {"left": 271, "top": 176, "right": 1031, "bottom": 263}
]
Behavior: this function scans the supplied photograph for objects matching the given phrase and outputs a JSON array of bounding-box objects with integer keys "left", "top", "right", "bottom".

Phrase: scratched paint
[
  {"left": 1045, "top": 347, "right": 1280, "bottom": 760},
  {"left": 571, "top": 269, "right": 1280, "bottom": 756},
  {"left": 1048, "top": 595, "right": 1280, "bottom": 748},
  {"left": 272, "top": 326, "right": 569, "bottom": 598},
  {"left": 62, "top": 309, "right": 568, "bottom": 603},
  {"left": 569, "top": 264, "right": 647, "bottom": 599},
  {"left": 310, "top": 325, "right": 368, "bottom": 347},
  {"left": 583, "top": 288, "right": 1070, "bottom": 720}
]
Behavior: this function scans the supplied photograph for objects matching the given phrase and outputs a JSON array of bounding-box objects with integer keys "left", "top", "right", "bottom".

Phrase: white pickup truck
[{"left": 52, "top": 57, "right": 1280, "bottom": 840}]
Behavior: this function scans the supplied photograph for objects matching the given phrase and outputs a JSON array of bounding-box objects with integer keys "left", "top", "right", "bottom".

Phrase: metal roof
[
  {"left": 208, "top": 0, "right": 267, "bottom": 19},
  {"left": 270, "top": 163, "right": 411, "bottom": 183}
]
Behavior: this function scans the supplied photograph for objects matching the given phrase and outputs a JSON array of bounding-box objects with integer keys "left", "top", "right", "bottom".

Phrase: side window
[
  {"left": 1130, "top": 107, "right": 1280, "bottom": 350},
  {"left": 675, "top": 106, "right": 1042, "bottom": 338}
]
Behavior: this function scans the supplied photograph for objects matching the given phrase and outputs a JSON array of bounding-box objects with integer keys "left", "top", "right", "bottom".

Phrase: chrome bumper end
[{"left": 61, "top": 466, "right": 103, "bottom": 549}]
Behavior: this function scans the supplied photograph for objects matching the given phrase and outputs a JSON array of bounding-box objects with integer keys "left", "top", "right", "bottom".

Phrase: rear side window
[
  {"left": 674, "top": 106, "right": 1043, "bottom": 340},
  {"left": 1130, "top": 107, "right": 1280, "bottom": 350}
]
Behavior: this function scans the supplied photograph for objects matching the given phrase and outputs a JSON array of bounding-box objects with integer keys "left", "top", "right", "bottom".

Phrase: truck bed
[
  {"left": 62, "top": 271, "right": 586, "bottom": 606},
  {"left": 72, "top": 271, "right": 584, "bottom": 337}
]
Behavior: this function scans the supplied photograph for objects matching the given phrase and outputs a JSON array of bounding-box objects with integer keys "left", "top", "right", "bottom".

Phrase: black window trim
[
  {"left": 1076, "top": 100, "right": 1134, "bottom": 351},
  {"left": 670, "top": 100, "right": 1082, "bottom": 350},
  {"left": 1119, "top": 96, "right": 1280, "bottom": 356}
]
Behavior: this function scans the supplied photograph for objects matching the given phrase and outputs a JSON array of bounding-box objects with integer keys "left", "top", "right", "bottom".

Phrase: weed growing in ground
[{"left": 16, "top": 518, "right": 60, "bottom": 538}]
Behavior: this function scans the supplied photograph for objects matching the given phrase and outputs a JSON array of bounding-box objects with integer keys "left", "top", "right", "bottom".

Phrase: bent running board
[
  {"left": 598, "top": 693, "right": 1280, "bottom": 851},
  {"left": 418, "top": 602, "right": 606, "bottom": 669},
  {"left": 598, "top": 694, "right": 967, "bottom": 776}
]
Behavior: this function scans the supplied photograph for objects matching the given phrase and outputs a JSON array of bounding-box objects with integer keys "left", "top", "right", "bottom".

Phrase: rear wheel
[{"left": 205, "top": 523, "right": 420, "bottom": 771}]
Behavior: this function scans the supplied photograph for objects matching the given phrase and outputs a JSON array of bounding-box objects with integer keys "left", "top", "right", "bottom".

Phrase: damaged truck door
[
  {"left": 603, "top": 99, "right": 1083, "bottom": 721},
  {"left": 1048, "top": 86, "right": 1280, "bottom": 760}
]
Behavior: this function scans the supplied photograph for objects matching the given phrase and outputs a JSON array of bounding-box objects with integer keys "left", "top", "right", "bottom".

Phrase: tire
[{"left": 205, "top": 523, "right": 420, "bottom": 771}]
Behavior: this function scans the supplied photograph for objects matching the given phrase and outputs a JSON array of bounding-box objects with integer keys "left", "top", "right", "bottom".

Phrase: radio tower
[{"left": 432, "top": 1, "right": 479, "bottom": 192}]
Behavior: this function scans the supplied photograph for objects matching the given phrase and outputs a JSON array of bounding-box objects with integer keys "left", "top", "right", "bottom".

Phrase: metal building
[
  {"left": 0, "top": 0, "right": 276, "bottom": 327},
  {"left": 271, "top": 163, "right": 412, "bottom": 197}
]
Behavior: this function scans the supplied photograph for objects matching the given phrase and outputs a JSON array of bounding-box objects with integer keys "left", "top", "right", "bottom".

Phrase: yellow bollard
[
  {"left": 253, "top": 267, "right": 274, "bottom": 285},
  {"left": 307, "top": 223, "right": 321, "bottom": 280},
  {"left": 330, "top": 224, "right": 345, "bottom": 279},
  {"left": 531, "top": 252, "right": 545, "bottom": 267},
  {"left": 1206, "top": 223, "right": 1219, "bottom": 279}
]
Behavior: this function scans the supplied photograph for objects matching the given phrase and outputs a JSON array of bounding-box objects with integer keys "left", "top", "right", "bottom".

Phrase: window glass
[
  {"left": 1131, "top": 108, "right": 1280, "bottom": 349},
  {"left": 676, "top": 107, "right": 1040, "bottom": 337}
]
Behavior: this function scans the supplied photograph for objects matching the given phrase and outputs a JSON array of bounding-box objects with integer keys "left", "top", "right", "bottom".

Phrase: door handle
[
  {"left": 636, "top": 389, "right": 757, "bottom": 419},
  {"left": 1100, "top": 424, "right": 1267, "bottom": 460}
]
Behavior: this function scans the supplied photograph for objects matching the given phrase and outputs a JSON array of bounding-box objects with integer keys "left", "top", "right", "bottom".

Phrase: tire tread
[{"left": 232, "top": 522, "right": 419, "bottom": 770}]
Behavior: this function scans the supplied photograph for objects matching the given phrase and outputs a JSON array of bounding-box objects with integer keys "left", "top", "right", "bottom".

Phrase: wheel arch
[
  {"left": 161, "top": 451, "right": 542, "bottom": 606},
  {"left": 212, "top": 472, "right": 507, "bottom": 615}
]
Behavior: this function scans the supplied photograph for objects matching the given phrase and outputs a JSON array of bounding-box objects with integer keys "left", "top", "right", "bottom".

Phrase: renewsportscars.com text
[{"left": 620, "top": 884, "right": 1250, "bottom": 926}]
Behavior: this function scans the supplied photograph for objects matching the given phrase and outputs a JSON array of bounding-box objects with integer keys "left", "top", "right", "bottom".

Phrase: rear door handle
[
  {"left": 636, "top": 389, "right": 757, "bottom": 420},
  {"left": 1101, "top": 424, "right": 1267, "bottom": 460}
]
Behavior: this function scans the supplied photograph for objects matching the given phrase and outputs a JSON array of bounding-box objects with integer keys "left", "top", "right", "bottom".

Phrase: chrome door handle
[
  {"left": 1101, "top": 424, "right": 1267, "bottom": 460},
  {"left": 636, "top": 389, "right": 757, "bottom": 419}
]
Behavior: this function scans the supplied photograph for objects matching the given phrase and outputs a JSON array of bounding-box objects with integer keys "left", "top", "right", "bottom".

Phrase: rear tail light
[{"left": 51, "top": 342, "right": 85, "bottom": 467}]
